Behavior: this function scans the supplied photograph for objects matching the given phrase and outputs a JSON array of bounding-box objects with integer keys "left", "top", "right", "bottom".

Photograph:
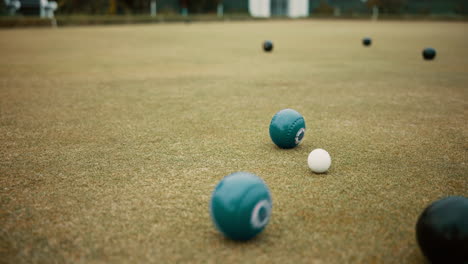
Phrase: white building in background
[
  {"left": 288, "top": 0, "right": 308, "bottom": 17},
  {"left": 249, "top": 0, "right": 270, "bottom": 17},
  {"left": 249, "top": 0, "right": 309, "bottom": 18}
]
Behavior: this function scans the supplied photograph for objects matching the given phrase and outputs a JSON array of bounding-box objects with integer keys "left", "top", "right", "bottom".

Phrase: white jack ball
[{"left": 308, "top": 148, "right": 331, "bottom": 173}]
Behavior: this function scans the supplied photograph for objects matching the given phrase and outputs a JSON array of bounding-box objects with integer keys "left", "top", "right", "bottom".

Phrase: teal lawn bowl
[
  {"left": 210, "top": 172, "right": 272, "bottom": 241},
  {"left": 269, "top": 109, "right": 306, "bottom": 149}
]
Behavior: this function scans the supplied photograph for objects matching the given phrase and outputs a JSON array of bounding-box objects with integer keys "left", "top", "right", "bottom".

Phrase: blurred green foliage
[
  {"left": 54, "top": 0, "right": 221, "bottom": 15},
  {"left": 56, "top": 0, "right": 152, "bottom": 14},
  {"left": 314, "top": 0, "right": 334, "bottom": 14},
  {"left": 1, "top": 0, "right": 466, "bottom": 16}
]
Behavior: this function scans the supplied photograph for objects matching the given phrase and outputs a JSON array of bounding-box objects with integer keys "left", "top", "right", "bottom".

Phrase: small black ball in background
[
  {"left": 416, "top": 196, "right": 468, "bottom": 264},
  {"left": 362, "top": 37, "right": 372, "bottom": 47},
  {"left": 263, "top": 41, "right": 273, "bottom": 52},
  {"left": 423, "top": 47, "right": 436, "bottom": 60}
]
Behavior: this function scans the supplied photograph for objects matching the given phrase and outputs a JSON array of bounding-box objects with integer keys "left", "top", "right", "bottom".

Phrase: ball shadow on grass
[
  {"left": 209, "top": 228, "right": 271, "bottom": 246},
  {"left": 263, "top": 142, "right": 307, "bottom": 153},
  {"left": 308, "top": 170, "right": 329, "bottom": 177}
]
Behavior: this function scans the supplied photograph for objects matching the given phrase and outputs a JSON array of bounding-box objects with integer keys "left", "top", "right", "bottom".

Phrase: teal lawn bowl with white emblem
[
  {"left": 269, "top": 109, "right": 306, "bottom": 149},
  {"left": 210, "top": 172, "right": 272, "bottom": 241}
]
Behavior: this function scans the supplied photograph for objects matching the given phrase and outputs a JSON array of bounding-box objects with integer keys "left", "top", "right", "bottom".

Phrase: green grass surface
[{"left": 0, "top": 20, "right": 467, "bottom": 263}]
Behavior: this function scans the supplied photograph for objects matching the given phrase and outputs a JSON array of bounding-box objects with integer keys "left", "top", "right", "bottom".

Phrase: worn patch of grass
[{"left": 0, "top": 20, "right": 467, "bottom": 263}]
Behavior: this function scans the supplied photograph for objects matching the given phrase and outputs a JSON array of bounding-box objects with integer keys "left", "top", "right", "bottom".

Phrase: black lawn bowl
[
  {"left": 416, "top": 196, "right": 468, "bottom": 264},
  {"left": 362, "top": 37, "right": 372, "bottom": 47},
  {"left": 263, "top": 41, "right": 273, "bottom": 52},
  {"left": 423, "top": 47, "right": 436, "bottom": 60}
]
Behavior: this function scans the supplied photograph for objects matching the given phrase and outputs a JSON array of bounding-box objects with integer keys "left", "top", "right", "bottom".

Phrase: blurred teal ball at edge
[
  {"left": 210, "top": 172, "right": 272, "bottom": 241},
  {"left": 269, "top": 109, "right": 306, "bottom": 149}
]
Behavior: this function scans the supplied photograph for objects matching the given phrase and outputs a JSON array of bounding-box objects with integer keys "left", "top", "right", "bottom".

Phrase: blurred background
[{"left": 1, "top": 0, "right": 468, "bottom": 27}]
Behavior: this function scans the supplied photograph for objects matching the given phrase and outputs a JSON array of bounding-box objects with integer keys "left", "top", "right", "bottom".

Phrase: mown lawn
[{"left": 0, "top": 20, "right": 467, "bottom": 263}]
